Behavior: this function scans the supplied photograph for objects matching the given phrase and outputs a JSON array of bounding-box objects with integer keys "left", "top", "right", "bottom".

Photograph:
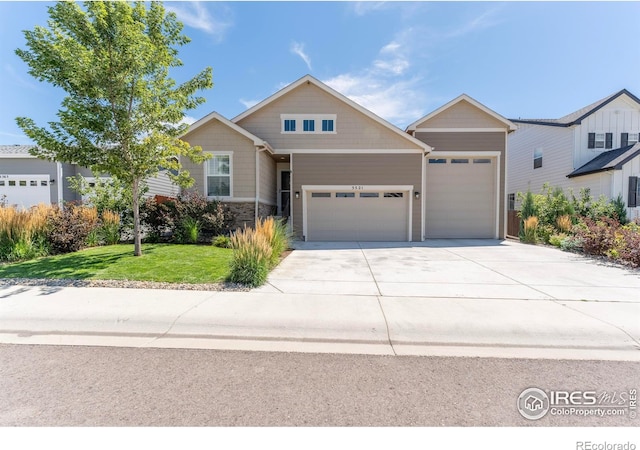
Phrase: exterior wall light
[
  {"left": 295, "top": 191, "right": 300, "bottom": 199},
  {"left": 414, "top": 191, "right": 420, "bottom": 199}
]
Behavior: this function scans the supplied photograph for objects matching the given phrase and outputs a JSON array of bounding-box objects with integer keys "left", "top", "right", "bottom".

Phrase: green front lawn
[{"left": 0, "top": 244, "right": 232, "bottom": 284}]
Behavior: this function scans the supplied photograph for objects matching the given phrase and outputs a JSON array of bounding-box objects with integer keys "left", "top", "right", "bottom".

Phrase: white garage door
[
  {"left": 306, "top": 189, "right": 410, "bottom": 241},
  {"left": 0, "top": 174, "right": 51, "bottom": 209},
  {"left": 425, "top": 157, "right": 496, "bottom": 238}
]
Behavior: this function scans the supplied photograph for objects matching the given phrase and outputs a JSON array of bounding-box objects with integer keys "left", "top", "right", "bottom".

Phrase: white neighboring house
[
  {"left": 0, "top": 144, "right": 179, "bottom": 209},
  {"left": 507, "top": 89, "right": 640, "bottom": 222}
]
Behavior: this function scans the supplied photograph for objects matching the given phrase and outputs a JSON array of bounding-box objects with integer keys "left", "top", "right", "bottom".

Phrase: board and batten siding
[
  {"left": 574, "top": 96, "right": 640, "bottom": 169},
  {"left": 507, "top": 123, "right": 574, "bottom": 201},
  {"left": 413, "top": 99, "right": 508, "bottom": 129},
  {"left": 236, "top": 83, "right": 423, "bottom": 151},
  {"left": 181, "top": 119, "right": 257, "bottom": 199},
  {"left": 613, "top": 155, "right": 640, "bottom": 222},
  {"left": 416, "top": 131, "right": 506, "bottom": 238},
  {"left": 292, "top": 153, "right": 423, "bottom": 241}
]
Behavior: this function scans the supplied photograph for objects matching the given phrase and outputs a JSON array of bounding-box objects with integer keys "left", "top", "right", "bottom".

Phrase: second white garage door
[
  {"left": 0, "top": 174, "right": 51, "bottom": 209},
  {"left": 425, "top": 157, "right": 497, "bottom": 238},
  {"left": 305, "top": 189, "right": 410, "bottom": 241}
]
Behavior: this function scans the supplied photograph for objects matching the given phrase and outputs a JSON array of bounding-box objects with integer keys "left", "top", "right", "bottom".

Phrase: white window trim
[
  {"left": 204, "top": 151, "right": 233, "bottom": 200},
  {"left": 628, "top": 133, "right": 639, "bottom": 145},
  {"left": 594, "top": 132, "right": 606, "bottom": 149},
  {"left": 281, "top": 114, "right": 337, "bottom": 134}
]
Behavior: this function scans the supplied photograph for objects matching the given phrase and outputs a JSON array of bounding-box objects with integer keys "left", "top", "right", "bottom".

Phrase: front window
[
  {"left": 595, "top": 133, "right": 605, "bottom": 149},
  {"left": 207, "top": 154, "right": 231, "bottom": 197},
  {"left": 283, "top": 119, "right": 296, "bottom": 132},
  {"left": 322, "top": 119, "right": 334, "bottom": 132},
  {"left": 629, "top": 133, "right": 639, "bottom": 145}
]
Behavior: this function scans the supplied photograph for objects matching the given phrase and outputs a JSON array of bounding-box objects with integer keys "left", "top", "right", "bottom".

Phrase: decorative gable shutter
[
  {"left": 605, "top": 133, "right": 613, "bottom": 149},
  {"left": 621, "top": 133, "right": 629, "bottom": 147},
  {"left": 629, "top": 176, "right": 638, "bottom": 208},
  {"left": 588, "top": 133, "right": 596, "bottom": 149}
]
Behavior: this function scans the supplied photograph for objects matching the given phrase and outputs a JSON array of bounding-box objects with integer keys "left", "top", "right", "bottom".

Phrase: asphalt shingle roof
[
  {"left": 511, "top": 89, "right": 640, "bottom": 127},
  {"left": 0, "top": 144, "right": 36, "bottom": 156},
  {"left": 567, "top": 143, "right": 640, "bottom": 178}
]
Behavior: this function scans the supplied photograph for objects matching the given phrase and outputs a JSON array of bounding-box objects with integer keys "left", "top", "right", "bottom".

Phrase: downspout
[{"left": 56, "top": 162, "right": 63, "bottom": 206}]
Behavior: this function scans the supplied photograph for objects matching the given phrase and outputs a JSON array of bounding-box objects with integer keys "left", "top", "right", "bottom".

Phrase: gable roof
[
  {"left": 567, "top": 143, "right": 640, "bottom": 178},
  {"left": 512, "top": 89, "right": 640, "bottom": 127},
  {"left": 0, "top": 144, "right": 37, "bottom": 158},
  {"left": 231, "top": 74, "right": 432, "bottom": 152},
  {"left": 405, "top": 94, "right": 517, "bottom": 132},
  {"left": 181, "top": 111, "right": 273, "bottom": 152}
]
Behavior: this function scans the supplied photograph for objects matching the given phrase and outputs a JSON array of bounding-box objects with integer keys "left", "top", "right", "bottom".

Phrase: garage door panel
[
  {"left": 425, "top": 158, "right": 496, "bottom": 238},
  {"left": 306, "top": 190, "right": 409, "bottom": 241},
  {"left": 0, "top": 175, "right": 51, "bottom": 209}
]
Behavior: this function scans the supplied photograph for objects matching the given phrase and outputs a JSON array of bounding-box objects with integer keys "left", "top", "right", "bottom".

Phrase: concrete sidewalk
[{"left": 1, "top": 283, "right": 639, "bottom": 361}]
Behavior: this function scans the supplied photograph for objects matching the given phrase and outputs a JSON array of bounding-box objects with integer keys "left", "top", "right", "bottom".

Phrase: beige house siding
[
  {"left": 236, "top": 83, "right": 423, "bottom": 151},
  {"left": 259, "top": 150, "right": 276, "bottom": 205},
  {"left": 181, "top": 119, "right": 257, "bottom": 199},
  {"left": 417, "top": 131, "right": 506, "bottom": 238},
  {"left": 292, "top": 153, "right": 422, "bottom": 241},
  {"left": 414, "top": 100, "right": 508, "bottom": 129}
]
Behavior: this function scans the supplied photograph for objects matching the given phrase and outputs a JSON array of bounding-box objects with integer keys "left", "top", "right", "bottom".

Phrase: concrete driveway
[{"left": 256, "top": 239, "right": 640, "bottom": 303}]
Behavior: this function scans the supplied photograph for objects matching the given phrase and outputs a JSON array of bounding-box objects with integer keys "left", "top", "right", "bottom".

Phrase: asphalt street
[{"left": 1, "top": 344, "right": 638, "bottom": 427}]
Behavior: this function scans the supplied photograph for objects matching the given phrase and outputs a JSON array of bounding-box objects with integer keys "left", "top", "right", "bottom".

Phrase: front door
[{"left": 280, "top": 170, "right": 291, "bottom": 218}]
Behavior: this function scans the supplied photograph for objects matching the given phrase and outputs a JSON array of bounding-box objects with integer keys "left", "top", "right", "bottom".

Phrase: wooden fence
[{"left": 507, "top": 210, "right": 520, "bottom": 238}]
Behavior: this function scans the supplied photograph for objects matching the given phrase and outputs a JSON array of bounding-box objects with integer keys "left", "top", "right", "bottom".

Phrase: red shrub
[{"left": 575, "top": 216, "right": 620, "bottom": 256}]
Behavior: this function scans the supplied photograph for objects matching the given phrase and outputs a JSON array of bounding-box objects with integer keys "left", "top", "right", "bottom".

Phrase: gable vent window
[
  {"left": 621, "top": 133, "right": 639, "bottom": 147},
  {"left": 533, "top": 147, "right": 543, "bottom": 169},
  {"left": 281, "top": 114, "right": 336, "bottom": 134},
  {"left": 588, "top": 132, "right": 612, "bottom": 149},
  {"left": 303, "top": 119, "right": 315, "bottom": 132},
  {"left": 321, "top": 119, "right": 334, "bottom": 132}
]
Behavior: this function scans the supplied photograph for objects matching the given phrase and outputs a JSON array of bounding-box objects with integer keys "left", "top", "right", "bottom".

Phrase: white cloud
[
  {"left": 239, "top": 98, "right": 260, "bottom": 109},
  {"left": 166, "top": 2, "right": 233, "bottom": 42},
  {"left": 442, "top": 7, "right": 503, "bottom": 39},
  {"left": 290, "top": 41, "right": 312, "bottom": 71},
  {"left": 180, "top": 115, "right": 197, "bottom": 126},
  {"left": 350, "top": 2, "right": 388, "bottom": 16}
]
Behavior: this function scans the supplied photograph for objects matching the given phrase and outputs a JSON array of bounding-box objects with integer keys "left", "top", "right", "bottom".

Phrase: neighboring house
[
  {"left": 0, "top": 144, "right": 178, "bottom": 208},
  {"left": 507, "top": 89, "right": 640, "bottom": 222},
  {"left": 181, "top": 74, "right": 516, "bottom": 241}
]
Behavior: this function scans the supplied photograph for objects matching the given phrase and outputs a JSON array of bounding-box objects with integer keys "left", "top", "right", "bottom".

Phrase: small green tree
[{"left": 15, "top": 1, "right": 212, "bottom": 255}]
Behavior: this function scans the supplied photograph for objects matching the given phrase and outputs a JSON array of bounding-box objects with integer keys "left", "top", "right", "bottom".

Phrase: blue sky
[{"left": 1, "top": 1, "right": 640, "bottom": 145}]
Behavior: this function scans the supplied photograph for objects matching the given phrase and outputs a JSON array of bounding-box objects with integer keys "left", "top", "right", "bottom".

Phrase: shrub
[
  {"left": 616, "top": 225, "right": 640, "bottom": 267},
  {"left": 140, "top": 193, "right": 233, "bottom": 242},
  {"left": 256, "top": 216, "right": 290, "bottom": 268},
  {"left": 556, "top": 214, "right": 572, "bottom": 233},
  {"left": 228, "top": 226, "right": 272, "bottom": 287},
  {"left": 47, "top": 205, "right": 100, "bottom": 254},
  {"left": 548, "top": 233, "right": 567, "bottom": 248},
  {"left": 0, "top": 204, "right": 52, "bottom": 261},
  {"left": 521, "top": 216, "right": 539, "bottom": 244},
  {"left": 177, "top": 216, "right": 201, "bottom": 244},
  {"left": 101, "top": 210, "right": 121, "bottom": 245},
  {"left": 574, "top": 216, "right": 620, "bottom": 257},
  {"left": 537, "top": 223, "right": 555, "bottom": 244},
  {"left": 560, "top": 235, "right": 583, "bottom": 252},
  {"left": 611, "top": 194, "right": 628, "bottom": 225},
  {"left": 213, "top": 235, "right": 231, "bottom": 248}
]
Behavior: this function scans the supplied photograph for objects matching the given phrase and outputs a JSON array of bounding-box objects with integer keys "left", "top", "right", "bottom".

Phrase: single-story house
[
  {"left": 0, "top": 144, "right": 178, "bottom": 208},
  {"left": 180, "top": 75, "right": 516, "bottom": 241}
]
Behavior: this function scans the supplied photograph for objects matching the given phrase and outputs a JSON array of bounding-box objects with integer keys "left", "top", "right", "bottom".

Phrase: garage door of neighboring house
[
  {"left": 425, "top": 157, "right": 497, "bottom": 238},
  {"left": 304, "top": 187, "right": 411, "bottom": 241},
  {"left": 0, "top": 174, "right": 51, "bottom": 209}
]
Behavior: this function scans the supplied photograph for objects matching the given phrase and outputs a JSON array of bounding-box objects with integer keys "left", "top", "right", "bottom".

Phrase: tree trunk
[{"left": 132, "top": 177, "right": 142, "bottom": 256}]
